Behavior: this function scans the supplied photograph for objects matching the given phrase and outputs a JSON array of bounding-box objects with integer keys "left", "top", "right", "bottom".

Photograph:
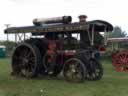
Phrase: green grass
[{"left": 0, "top": 58, "right": 128, "bottom": 96}]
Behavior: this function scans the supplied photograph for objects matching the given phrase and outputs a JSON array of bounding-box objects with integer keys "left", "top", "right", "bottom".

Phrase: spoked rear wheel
[
  {"left": 86, "top": 58, "right": 103, "bottom": 81},
  {"left": 63, "top": 58, "right": 86, "bottom": 82},
  {"left": 12, "top": 43, "right": 41, "bottom": 78}
]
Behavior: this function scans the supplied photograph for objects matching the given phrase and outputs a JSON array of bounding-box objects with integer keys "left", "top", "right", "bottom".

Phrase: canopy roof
[
  {"left": 87, "top": 20, "right": 113, "bottom": 32},
  {"left": 4, "top": 20, "right": 113, "bottom": 34}
]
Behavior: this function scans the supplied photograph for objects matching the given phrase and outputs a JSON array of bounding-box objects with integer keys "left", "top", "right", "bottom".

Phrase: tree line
[{"left": 109, "top": 26, "right": 127, "bottom": 38}]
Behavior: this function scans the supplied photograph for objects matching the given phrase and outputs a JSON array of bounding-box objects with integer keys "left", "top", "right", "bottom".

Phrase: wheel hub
[{"left": 22, "top": 58, "right": 29, "bottom": 64}]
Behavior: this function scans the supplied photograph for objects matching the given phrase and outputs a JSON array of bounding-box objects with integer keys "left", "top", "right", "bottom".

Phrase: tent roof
[{"left": 107, "top": 38, "right": 128, "bottom": 42}]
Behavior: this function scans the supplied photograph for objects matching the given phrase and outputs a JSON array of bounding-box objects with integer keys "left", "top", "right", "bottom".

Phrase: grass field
[{"left": 0, "top": 58, "right": 128, "bottom": 96}]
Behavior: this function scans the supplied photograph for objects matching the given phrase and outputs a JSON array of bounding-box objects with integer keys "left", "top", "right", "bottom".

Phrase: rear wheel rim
[{"left": 12, "top": 43, "right": 40, "bottom": 78}]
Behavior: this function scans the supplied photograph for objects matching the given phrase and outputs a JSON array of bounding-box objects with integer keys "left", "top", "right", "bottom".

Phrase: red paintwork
[
  {"left": 48, "top": 40, "right": 56, "bottom": 50},
  {"left": 47, "top": 50, "right": 56, "bottom": 55},
  {"left": 99, "top": 47, "right": 106, "bottom": 52},
  {"left": 64, "top": 52, "right": 75, "bottom": 56},
  {"left": 112, "top": 50, "right": 128, "bottom": 72},
  {"left": 46, "top": 40, "right": 76, "bottom": 64}
]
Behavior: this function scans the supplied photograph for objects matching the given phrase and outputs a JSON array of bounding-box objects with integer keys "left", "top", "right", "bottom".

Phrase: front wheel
[
  {"left": 86, "top": 58, "right": 103, "bottom": 81},
  {"left": 63, "top": 58, "right": 86, "bottom": 83}
]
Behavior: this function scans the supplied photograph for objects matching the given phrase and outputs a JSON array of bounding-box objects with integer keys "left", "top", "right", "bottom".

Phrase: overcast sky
[{"left": 0, "top": 0, "right": 128, "bottom": 40}]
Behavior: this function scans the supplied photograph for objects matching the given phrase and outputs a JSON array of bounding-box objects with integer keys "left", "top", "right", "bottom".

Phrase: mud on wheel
[
  {"left": 12, "top": 43, "right": 41, "bottom": 78},
  {"left": 86, "top": 58, "right": 103, "bottom": 81},
  {"left": 63, "top": 58, "right": 86, "bottom": 82}
]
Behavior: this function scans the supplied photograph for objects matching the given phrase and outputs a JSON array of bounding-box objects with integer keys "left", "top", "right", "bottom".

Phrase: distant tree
[
  {"left": 107, "top": 26, "right": 128, "bottom": 52},
  {"left": 109, "top": 26, "right": 127, "bottom": 38}
]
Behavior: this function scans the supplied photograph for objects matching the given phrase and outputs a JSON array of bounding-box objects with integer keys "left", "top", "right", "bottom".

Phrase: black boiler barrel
[{"left": 33, "top": 16, "right": 72, "bottom": 26}]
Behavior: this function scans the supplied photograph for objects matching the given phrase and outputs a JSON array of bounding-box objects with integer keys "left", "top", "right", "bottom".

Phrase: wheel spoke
[
  {"left": 63, "top": 58, "right": 86, "bottom": 82},
  {"left": 12, "top": 43, "right": 41, "bottom": 78},
  {"left": 113, "top": 51, "right": 128, "bottom": 71},
  {"left": 86, "top": 59, "right": 103, "bottom": 81}
]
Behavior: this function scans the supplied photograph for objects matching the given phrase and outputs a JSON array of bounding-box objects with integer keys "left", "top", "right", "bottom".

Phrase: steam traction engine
[
  {"left": 107, "top": 38, "right": 128, "bottom": 72},
  {"left": 4, "top": 15, "right": 113, "bottom": 82}
]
